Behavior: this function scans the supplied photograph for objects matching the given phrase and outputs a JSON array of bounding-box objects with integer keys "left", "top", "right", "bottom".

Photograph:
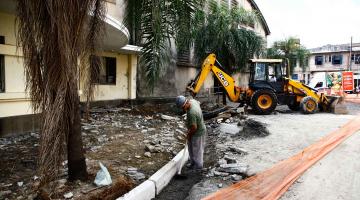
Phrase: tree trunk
[{"left": 67, "top": 87, "right": 88, "bottom": 181}]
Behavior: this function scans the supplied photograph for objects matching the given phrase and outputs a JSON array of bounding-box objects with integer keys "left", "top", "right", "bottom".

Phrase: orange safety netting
[{"left": 203, "top": 116, "right": 360, "bottom": 200}]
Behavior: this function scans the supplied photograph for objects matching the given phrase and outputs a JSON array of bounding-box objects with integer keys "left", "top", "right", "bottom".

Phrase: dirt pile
[{"left": 236, "top": 119, "right": 269, "bottom": 139}]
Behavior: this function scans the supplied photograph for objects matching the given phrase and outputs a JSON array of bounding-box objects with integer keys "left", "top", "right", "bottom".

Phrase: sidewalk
[{"left": 343, "top": 94, "right": 360, "bottom": 104}]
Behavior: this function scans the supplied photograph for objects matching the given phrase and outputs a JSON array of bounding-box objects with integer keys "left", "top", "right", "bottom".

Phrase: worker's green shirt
[{"left": 186, "top": 99, "right": 206, "bottom": 137}]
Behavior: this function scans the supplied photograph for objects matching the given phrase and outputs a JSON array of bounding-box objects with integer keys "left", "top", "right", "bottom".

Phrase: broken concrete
[
  {"left": 219, "top": 123, "right": 242, "bottom": 135},
  {"left": 218, "top": 163, "right": 249, "bottom": 175}
]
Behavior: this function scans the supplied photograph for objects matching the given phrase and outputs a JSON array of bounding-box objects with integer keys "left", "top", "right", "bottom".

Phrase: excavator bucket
[{"left": 326, "top": 95, "right": 348, "bottom": 114}]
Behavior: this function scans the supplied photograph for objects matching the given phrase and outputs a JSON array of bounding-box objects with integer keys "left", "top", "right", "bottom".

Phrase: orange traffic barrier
[{"left": 203, "top": 116, "right": 360, "bottom": 200}]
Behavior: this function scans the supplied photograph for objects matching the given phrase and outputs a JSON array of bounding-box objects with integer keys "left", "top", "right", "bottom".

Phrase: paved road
[{"left": 281, "top": 130, "right": 360, "bottom": 200}]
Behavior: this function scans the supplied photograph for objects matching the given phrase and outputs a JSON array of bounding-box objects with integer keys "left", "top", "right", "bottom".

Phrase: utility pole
[{"left": 349, "top": 36, "right": 353, "bottom": 71}]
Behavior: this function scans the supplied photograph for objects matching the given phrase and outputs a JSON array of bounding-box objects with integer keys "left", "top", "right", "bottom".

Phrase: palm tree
[
  {"left": 124, "top": 0, "right": 203, "bottom": 91},
  {"left": 267, "top": 37, "right": 309, "bottom": 74},
  {"left": 192, "top": 0, "right": 265, "bottom": 73},
  {"left": 16, "top": 0, "right": 105, "bottom": 186}
]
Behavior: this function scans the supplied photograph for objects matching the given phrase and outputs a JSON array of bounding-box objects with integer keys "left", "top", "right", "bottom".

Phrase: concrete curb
[
  {"left": 117, "top": 148, "right": 189, "bottom": 200},
  {"left": 117, "top": 180, "right": 156, "bottom": 200}
]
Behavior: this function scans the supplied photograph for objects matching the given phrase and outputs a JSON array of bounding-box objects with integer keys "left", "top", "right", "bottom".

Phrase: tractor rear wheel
[
  {"left": 251, "top": 89, "right": 277, "bottom": 115},
  {"left": 300, "top": 96, "right": 318, "bottom": 114}
]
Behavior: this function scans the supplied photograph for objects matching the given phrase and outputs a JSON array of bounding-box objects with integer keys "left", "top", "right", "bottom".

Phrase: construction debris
[
  {"left": 236, "top": 119, "right": 270, "bottom": 139},
  {"left": 218, "top": 163, "right": 249, "bottom": 175}
]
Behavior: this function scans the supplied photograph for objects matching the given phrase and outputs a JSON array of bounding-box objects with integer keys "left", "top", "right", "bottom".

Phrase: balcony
[{"left": 0, "top": 0, "right": 130, "bottom": 52}]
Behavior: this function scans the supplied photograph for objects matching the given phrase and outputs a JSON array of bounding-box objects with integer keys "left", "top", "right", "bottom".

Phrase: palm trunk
[{"left": 67, "top": 76, "right": 88, "bottom": 181}]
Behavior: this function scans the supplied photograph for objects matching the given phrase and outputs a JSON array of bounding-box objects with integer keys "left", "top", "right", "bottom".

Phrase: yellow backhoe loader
[{"left": 186, "top": 54, "right": 344, "bottom": 115}]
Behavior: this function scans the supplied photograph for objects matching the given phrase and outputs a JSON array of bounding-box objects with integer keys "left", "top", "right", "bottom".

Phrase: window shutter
[{"left": 177, "top": 49, "right": 190, "bottom": 65}]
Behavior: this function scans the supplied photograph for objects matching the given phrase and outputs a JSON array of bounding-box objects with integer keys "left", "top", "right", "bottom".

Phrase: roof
[
  {"left": 309, "top": 43, "right": 360, "bottom": 54},
  {"left": 248, "top": 0, "right": 271, "bottom": 36},
  {"left": 249, "top": 59, "right": 282, "bottom": 63}
]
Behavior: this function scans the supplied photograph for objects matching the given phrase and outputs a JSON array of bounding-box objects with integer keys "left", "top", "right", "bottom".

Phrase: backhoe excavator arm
[{"left": 186, "top": 54, "right": 241, "bottom": 102}]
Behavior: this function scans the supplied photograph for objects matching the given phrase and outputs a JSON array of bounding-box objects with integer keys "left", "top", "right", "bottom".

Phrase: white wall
[
  {"left": 0, "top": 12, "right": 33, "bottom": 117},
  {"left": 0, "top": 11, "right": 138, "bottom": 118},
  {"left": 80, "top": 52, "right": 137, "bottom": 101}
]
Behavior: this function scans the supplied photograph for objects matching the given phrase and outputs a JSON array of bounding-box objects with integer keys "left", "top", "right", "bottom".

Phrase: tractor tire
[
  {"left": 251, "top": 89, "right": 277, "bottom": 115},
  {"left": 300, "top": 96, "right": 318, "bottom": 114},
  {"left": 287, "top": 102, "right": 300, "bottom": 111}
]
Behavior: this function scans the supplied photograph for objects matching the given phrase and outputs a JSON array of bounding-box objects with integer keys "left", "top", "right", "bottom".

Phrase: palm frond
[
  {"left": 192, "top": 0, "right": 264, "bottom": 72},
  {"left": 124, "top": 0, "right": 202, "bottom": 91},
  {"left": 267, "top": 37, "right": 309, "bottom": 73}
]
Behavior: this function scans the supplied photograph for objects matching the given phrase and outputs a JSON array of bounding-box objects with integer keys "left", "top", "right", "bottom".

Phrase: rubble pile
[
  {"left": 0, "top": 104, "right": 187, "bottom": 199},
  {"left": 82, "top": 108, "right": 187, "bottom": 156},
  {"left": 237, "top": 119, "right": 270, "bottom": 139}
]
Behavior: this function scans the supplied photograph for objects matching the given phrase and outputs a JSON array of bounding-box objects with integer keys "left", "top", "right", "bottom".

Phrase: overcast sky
[{"left": 255, "top": 0, "right": 360, "bottom": 49}]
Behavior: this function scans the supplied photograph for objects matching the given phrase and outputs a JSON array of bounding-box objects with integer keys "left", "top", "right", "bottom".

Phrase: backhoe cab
[{"left": 186, "top": 54, "right": 343, "bottom": 115}]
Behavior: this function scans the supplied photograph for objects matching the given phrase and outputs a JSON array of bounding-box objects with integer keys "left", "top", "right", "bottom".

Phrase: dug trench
[{"left": 155, "top": 114, "right": 270, "bottom": 200}]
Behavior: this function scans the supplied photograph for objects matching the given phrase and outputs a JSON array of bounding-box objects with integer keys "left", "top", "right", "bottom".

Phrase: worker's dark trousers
[{"left": 188, "top": 133, "right": 206, "bottom": 169}]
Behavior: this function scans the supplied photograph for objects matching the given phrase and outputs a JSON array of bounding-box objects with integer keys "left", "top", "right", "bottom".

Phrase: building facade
[
  {"left": 0, "top": 0, "right": 140, "bottom": 136},
  {"left": 137, "top": 0, "right": 270, "bottom": 98},
  {"left": 291, "top": 63, "right": 311, "bottom": 85},
  {"left": 307, "top": 43, "right": 360, "bottom": 89}
]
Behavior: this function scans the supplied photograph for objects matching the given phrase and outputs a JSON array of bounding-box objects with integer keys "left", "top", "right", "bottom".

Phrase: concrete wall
[
  {"left": 175, "top": 66, "right": 214, "bottom": 96},
  {"left": 233, "top": 72, "right": 250, "bottom": 88},
  {"left": 106, "top": 0, "right": 126, "bottom": 23}
]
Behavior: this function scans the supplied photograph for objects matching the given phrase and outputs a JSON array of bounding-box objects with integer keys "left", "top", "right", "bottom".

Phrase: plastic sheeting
[{"left": 203, "top": 116, "right": 360, "bottom": 200}]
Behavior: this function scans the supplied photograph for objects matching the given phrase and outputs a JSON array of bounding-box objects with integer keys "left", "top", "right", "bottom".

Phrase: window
[
  {"left": 0, "top": 55, "right": 4, "bottom": 92},
  {"left": 353, "top": 54, "right": 360, "bottom": 64},
  {"left": 315, "top": 82, "right": 323, "bottom": 88},
  {"left": 332, "top": 55, "right": 343, "bottom": 65},
  {"left": 97, "top": 57, "right": 116, "bottom": 85},
  {"left": 315, "top": 55, "right": 323, "bottom": 65},
  {"left": 231, "top": 0, "right": 238, "bottom": 9},
  {"left": 0, "top": 36, "right": 4, "bottom": 44},
  {"left": 292, "top": 74, "right": 298, "bottom": 80},
  {"left": 329, "top": 55, "right": 331, "bottom": 62},
  {"left": 254, "top": 63, "right": 266, "bottom": 81},
  {"left": 177, "top": 49, "right": 190, "bottom": 64}
]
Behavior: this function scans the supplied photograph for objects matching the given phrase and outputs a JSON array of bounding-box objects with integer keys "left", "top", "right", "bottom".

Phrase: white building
[
  {"left": 0, "top": 0, "right": 140, "bottom": 136},
  {"left": 308, "top": 43, "right": 360, "bottom": 89}
]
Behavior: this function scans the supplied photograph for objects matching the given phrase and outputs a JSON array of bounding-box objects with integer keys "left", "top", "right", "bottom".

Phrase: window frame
[
  {"left": 96, "top": 56, "right": 117, "bottom": 85},
  {"left": 315, "top": 55, "right": 323, "bottom": 65},
  {"left": 332, "top": 55, "right": 343, "bottom": 65},
  {"left": 0, "top": 54, "right": 5, "bottom": 93},
  {"left": 231, "top": 0, "right": 238, "bottom": 9},
  {"left": 355, "top": 54, "right": 360, "bottom": 64}
]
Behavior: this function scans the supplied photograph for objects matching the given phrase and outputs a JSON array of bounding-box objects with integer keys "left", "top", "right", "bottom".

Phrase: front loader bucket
[{"left": 326, "top": 96, "right": 348, "bottom": 114}]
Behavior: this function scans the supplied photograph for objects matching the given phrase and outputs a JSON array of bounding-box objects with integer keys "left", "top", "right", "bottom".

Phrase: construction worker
[{"left": 176, "top": 96, "right": 206, "bottom": 169}]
